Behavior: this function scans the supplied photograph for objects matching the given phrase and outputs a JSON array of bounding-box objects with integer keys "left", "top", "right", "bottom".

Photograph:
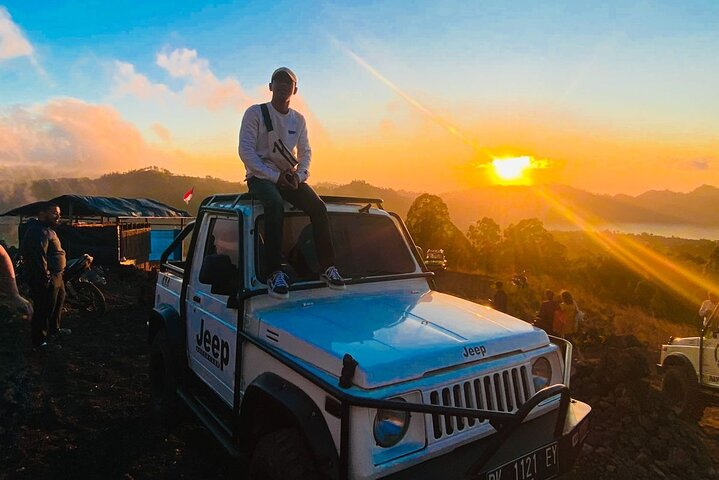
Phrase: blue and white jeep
[{"left": 149, "top": 194, "right": 590, "bottom": 480}]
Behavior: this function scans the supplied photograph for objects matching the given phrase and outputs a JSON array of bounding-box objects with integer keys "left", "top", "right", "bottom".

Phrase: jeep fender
[
  {"left": 239, "top": 372, "right": 339, "bottom": 479},
  {"left": 663, "top": 353, "right": 698, "bottom": 380},
  {"left": 148, "top": 303, "right": 184, "bottom": 367}
]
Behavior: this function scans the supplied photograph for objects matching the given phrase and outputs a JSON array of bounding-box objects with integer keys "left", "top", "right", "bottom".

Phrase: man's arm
[
  {"left": 700, "top": 300, "right": 712, "bottom": 318},
  {"left": 24, "top": 227, "right": 50, "bottom": 283},
  {"left": 295, "top": 116, "right": 311, "bottom": 183},
  {"left": 0, "top": 245, "right": 33, "bottom": 318},
  {"left": 239, "top": 106, "right": 281, "bottom": 183},
  {"left": 0, "top": 245, "right": 18, "bottom": 295}
]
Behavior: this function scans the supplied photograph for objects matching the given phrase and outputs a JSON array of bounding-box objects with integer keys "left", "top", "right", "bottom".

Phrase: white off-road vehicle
[
  {"left": 149, "top": 193, "right": 591, "bottom": 479},
  {"left": 659, "top": 306, "right": 719, "bottom": 420}
]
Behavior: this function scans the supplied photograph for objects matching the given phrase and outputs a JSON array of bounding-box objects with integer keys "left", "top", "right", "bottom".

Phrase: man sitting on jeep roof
[{"left": 238, "top": 67, "right": 345, "bottom": 299}]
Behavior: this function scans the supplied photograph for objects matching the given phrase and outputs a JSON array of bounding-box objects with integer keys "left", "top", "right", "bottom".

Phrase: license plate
[{"left": 484, "top": 442, "right": 559, "bottom": 480}]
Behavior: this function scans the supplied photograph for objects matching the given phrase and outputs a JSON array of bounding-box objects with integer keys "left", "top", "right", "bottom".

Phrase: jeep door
[
  {"left": 186, "top": 215, "right": 241, "bottom": 406},
  {"left": 701, "top": 337, "right": 719, "bottom": 386}
]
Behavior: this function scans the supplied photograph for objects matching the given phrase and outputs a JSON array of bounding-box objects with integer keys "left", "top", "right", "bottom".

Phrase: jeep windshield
[{"left": 255, "top": 212, "right": 418, "bottom": 282}]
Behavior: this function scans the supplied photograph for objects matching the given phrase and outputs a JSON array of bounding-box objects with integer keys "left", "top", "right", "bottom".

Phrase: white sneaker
[
  {"left": 267, "top": 271, "right": 290, "bottom": 299},
  {"left": 321, "top": 266, "right": 346, "bottom": 290}
]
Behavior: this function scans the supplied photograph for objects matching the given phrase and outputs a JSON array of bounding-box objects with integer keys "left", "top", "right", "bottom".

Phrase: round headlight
[
  {"left": 373, "top": 399, "right": 410, "bottom": 448},
  {"left": 532, "top": 357, "right": 553, "bottom": 391}
]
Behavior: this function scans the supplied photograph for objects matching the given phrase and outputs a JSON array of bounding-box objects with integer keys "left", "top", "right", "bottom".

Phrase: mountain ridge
[{"left": 1, "top": 168, "right": 717, "bottom": 231}]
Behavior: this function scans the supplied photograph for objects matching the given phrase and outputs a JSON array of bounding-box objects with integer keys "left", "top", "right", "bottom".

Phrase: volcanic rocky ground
[{"left": 1, "top": 270, "right": 718, "bottom": 479}]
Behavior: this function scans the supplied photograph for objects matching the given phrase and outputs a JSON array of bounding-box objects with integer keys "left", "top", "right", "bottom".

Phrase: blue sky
[{"left": 0, "top": 1, "right": 717, "bottom": 193}]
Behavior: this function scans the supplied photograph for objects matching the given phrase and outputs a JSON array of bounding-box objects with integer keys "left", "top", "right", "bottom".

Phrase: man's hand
[
  {"left": 12, "top": 294, "right": 33, "bottom": 319},
  {"left": 277, "top": 170, "right": 299, "bottom": 190},
  {"left": 0, "top": 293, "right": 33, "bottom": 320}
]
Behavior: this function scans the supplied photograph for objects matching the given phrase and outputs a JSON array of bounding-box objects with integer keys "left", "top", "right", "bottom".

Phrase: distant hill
[
  {"left": 1, "top": 169, "right": 717, "bottom": 234},
  {"left": 441, "top": 184, "right": 694, "bottom": 231},
  {"left": 616, "top": 185, "right": 719, "bottom": 227},
  {"left": 0, "top": 168, "right": 417, "bottom": 218},
  {"left": 0, "top": 168, "right": 247, "bottom": 217}
]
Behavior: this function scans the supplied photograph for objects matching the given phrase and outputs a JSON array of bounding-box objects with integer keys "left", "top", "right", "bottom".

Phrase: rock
[
  {"left": 639, "top": 415, "right": 657, "bottom": 433},
  {"left": 616, "top": 396, "right": 632, "bottom": 411},
  {"left": 587, "top": 430, "right": 612, "bottom": 447},
  {"left": 668, "top": 447, "right": 691, "bottom": 471},
  {"left": 651, "top": 465, "right": 668, "bottom": 478},
  {"left": 637, "top": 452, "right": 650, "bottom": 465}
]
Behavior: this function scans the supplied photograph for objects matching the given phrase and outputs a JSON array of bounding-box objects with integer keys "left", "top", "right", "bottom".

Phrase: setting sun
[{"left": 492, "top": 156, "right": 531, "bottom": 181}]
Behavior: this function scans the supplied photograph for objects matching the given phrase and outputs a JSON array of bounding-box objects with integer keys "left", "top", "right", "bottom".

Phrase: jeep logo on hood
[
  {"left": 463, "top": 345, "right": 487, "bottom": 358},
  {"left": 195, "top": 318, "right": 230, "bottom": 371}
]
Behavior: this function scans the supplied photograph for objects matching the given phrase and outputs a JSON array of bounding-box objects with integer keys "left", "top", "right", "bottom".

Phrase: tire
[
  {"left": 662, "top": 365, "right": 705, "bottom": 420},
  {"left": 249, "top": 428, "right": 320, "bottom": 480},
  {"left": 73, "top": 281, "right": 107, "bottom": 318},
  {"left": 149, "top": 329, "right": 181, "bottom": 420}
]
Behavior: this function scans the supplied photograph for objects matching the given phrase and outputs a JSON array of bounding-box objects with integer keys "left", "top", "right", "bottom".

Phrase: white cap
[{"left": 271, "top": 67, "right": 298, "bottom": 84}]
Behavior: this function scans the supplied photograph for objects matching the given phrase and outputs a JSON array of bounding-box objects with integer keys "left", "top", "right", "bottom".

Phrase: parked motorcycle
[{"left": 64, "top": 254, "right": 107, "bottom": 318}]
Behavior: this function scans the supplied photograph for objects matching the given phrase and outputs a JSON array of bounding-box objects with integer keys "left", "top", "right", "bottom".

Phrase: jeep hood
[{"left": 255, "top": 287, "right": 548, "bottom": 389}]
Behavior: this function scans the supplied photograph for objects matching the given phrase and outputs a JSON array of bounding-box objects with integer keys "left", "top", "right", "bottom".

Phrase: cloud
[
  {"left": 0, "top": 98, "right": 179, "bottom": 176},
  {"left": 151, "top": 122, "right": 172, "bottom": 143},
  {"left": 685, "top": 158, "right": 711, "bottom": 171},
  {"left": 156, "top": 48, "right": 252, "bottom": 111},
  {"left": 112, "top": 61, "right": 170, "bottom": 99},
  {"left": 0, "top": 6, "right": 35, "bottom": 62}
]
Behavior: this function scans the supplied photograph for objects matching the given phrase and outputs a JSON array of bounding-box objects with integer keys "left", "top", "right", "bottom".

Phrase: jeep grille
[{"left": 428, "top": 365, "right": 533, "bottom": 440}]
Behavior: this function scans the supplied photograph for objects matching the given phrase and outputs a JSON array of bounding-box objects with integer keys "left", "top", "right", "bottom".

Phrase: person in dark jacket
[
  {"left": 536, "top": 289, "right": 559, "bottom": 334},
  {"left": 492, "top": 281, "right": 508, "bottom": 313},
  {"left": 21, "top": 202, "right": 70, "bottom": 348}
]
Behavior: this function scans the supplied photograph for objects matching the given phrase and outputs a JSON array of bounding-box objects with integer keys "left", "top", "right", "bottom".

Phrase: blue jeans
[{"left": 247, "top": 177, "right": 336, "bottom": 274}]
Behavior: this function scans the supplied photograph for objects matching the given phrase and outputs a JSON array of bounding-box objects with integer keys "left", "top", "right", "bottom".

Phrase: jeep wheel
[
  {"left": 249, "top": 428, "right": 320, "bottom": 480},
  {"left": 662, "top": 365, "right": 705, "bottom": 420},
  {"left": 150, "top": 329, "right": 181, "bottom": 419}
]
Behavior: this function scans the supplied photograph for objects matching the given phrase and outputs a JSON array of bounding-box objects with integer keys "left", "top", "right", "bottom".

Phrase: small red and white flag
[{"left": 183, "top": 187, "right": 194, "bottom": 205}]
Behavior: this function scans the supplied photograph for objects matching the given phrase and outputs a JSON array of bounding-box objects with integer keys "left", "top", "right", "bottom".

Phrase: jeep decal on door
[{"left": 195, "top": 318, "right": 230, "bottom": 371}]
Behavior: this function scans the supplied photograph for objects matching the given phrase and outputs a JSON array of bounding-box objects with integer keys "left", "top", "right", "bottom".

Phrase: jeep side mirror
[{"left": 199, "top": 254, "right": 238, "bottom": 296}]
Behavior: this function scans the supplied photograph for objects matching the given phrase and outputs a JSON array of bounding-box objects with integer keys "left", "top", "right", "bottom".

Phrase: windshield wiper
[{"left": 357, "top": 270, "right": 404, "bottom": 278}]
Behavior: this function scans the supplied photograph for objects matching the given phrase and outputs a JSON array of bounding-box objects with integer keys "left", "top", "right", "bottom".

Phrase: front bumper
[{"left": 384, "top": 398, "right": 591, "bottom": 480}]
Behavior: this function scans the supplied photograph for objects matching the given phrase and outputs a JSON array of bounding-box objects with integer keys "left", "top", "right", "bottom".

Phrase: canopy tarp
[{"left": 1, "top": 195, "right": 190, "bottom": 218}]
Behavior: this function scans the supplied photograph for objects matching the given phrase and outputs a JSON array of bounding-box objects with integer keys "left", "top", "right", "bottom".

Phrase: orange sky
[{"left": 1, "top": 3, "right": 717, "bottom": 196}]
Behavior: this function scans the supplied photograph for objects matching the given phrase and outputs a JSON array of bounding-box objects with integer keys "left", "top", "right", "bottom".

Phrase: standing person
[
  {"left": 492, "top": 281, "right": 508, "bottom": 313},
  {"left": 553, "top": 290, "right": 578, "bottom": 339},
  {"left": 700, "top": 292, "right": 718, "bottom": 326},
  {"left": 536, "top": 289, "right": 559, "bottom": 334},
  {"left": 20, "top": 202, "right": 70, "bottom": 349},
  {"left": 238, "top": 67, "right": 345, "bottom": 299},
  {"left": 0, "top": 244, "right": 33, "bottom": 318}
]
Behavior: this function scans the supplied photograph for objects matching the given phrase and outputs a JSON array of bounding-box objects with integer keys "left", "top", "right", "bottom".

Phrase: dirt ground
[
  {"left": 1, "top": 271, "right": 719, "bottom": 479},
  {"left": 0, "top": 273, "right": 239, "bottom": 480}
]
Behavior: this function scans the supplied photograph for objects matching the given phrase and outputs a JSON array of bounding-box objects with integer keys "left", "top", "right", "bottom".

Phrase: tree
[
  {"left": 634, "top": 280, "right": 656, "bottom": 312},
  {"left": 706, "top": 242, "right": 719, "bottom": 274},
  {"left": 467, "top": 217, "right": 501, "bottom": 272},
  {"left": 406, "top": 194, "right": 476, "bottom": 268},
  {"left": 405, "top": 194, "right": 452, "bottom": 248},
  {"left": 499, "top": 218, "right": 566, "bottom": 273}
]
